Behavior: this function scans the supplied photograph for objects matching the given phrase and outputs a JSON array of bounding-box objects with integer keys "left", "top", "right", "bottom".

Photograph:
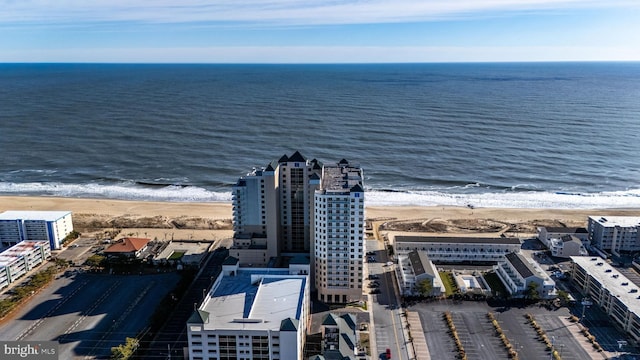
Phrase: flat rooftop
[
  {"left": 0, "top": 210, "right": 71, "bottom": 221},
  {"left": 589, "top": 216, "right": 640, "bottom": 228},
  {"left": 394, "top": 235, "right": 521, "bottom": 245},
  {"left": 199, "top": 269, "right": 306, "bottom": 331},
  {"left": 321, "top": 164, "right": 362, "bottom": 192},
  {"left": 0, "top": 240, "right": 49, "bottom": 266},
  {"left": 572, "top": 256, "right": 640, "bottom": 317}
]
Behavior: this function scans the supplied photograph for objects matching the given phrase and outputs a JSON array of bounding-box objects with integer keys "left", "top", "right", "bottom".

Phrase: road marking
[{"left": 16, "top": 280, "right": 90, "bottom": 340}]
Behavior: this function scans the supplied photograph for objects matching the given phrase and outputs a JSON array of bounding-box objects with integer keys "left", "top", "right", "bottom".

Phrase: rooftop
[
  {"left": 589, "top": 216, "right": 640, "bottom": 228},
  {"left": 572, "top": 256, "right": 640, "bottom": 317},
  {"left": 104, "top": 237, "right": 150, "bottom": 253},
  {"left": 505, "top": 252, "right": 536, "bottom": 278},
  {"left": 408, "top": 250, "right": 435, "bottom": 278},
  {"left": 320, "top": 161, "right": 363, "bottom": 193},
  {"left": 0, "top": 210, "right": 71, "bottom": 221},
  {"left": 395, "top": 235, "right": 521, "bottom": 245},
  {"left": 195, "top": 269, "right": 307, "bottom": 331},
  {"left": 542, "top": 227, "right": 588, "bottom": 234},
  {"left": 0, "top": 240, "right": 49, "bottom": 267}
]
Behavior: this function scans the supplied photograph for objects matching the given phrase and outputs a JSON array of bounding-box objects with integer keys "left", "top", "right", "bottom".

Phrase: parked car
[
  {"left": 370, "top": 288, "right": 381, "bottom": 294},
  {"left": 368, "top": 274, "right": 380, "bottom": 280}
]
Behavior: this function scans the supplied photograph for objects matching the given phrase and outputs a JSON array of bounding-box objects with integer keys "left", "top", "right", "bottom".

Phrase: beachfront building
[
  {"left": 278, "top": 151, "right": 322, "bottom": 254},
  {"left": 186, "top": 258, "right": 310, "bottom": 360},
  {"left": 494, "top": 253, "right": 556, "bottom": 299},
  {"left": 570, "top": 256, "right": 640, "bottom": 341},
  {"left": 398, "top": 250, "right": 443, "bottom": 297},
  {"left": 588, "top": 216, "right": 640, "bottom": 256},
  {"left": 231, "top": 151, "right": 322, "bottom": 266},
  {"left": 547, "top": 235, "right": 588, "bottom": 258},
  {"left": 537, "top": 226, "right": 589, "bottom": 244},
  {"left": 0, "top": 240, "right": 51, "bottom": 290},
  {"left": 103, "top": 237, "right": 150, "bottom": 259},
  {"left": 0, "top": 210, "right": 73, "bottom": 250},
  {"left": 313, "top": 160, "right": 365, "bottom": 304},
  {"left": 391, "top": 235, "right": 521, "bottom": 263},
  {"left": 232, "top": 165, "right": 279, "bottom": 265}
]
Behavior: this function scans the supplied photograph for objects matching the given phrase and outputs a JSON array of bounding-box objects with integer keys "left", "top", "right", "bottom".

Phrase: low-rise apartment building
[
  {"left": 0, "top": 240, "right": 51, "bottom": 289},
  {"left": 571, "top": 256, "right": 640, "bottom": 341},
  {"left": 398, "top": 250, "right": 443, "bottom": 297},
  {"left": 494, "top": 252, "right": 556, "bottom": 299},
  {"left": 392, "top": 235, "right": 521, "bottom": 263}
]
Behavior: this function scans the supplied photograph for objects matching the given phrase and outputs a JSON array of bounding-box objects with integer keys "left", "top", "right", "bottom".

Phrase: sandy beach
[{"left": 1, "top": 196, "right": 639, "bottom": 241}]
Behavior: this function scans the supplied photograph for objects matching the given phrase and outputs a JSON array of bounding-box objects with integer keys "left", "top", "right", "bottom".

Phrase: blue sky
[{"left": 1, "top": 0, "right": 639, "bottom": 63}]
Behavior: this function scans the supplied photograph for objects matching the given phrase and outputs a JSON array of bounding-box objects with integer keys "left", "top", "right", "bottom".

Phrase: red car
[{"left": 386, "top": 348, "right": 391, "bottom": 359}]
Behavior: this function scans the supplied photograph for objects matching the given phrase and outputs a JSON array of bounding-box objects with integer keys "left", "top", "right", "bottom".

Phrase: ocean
[{"left": 1, "top": 62, "right": 639, "bottom": 209}]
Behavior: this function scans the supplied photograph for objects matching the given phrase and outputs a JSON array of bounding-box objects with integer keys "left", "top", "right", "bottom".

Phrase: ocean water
[{"left": 1, "top": 62, "right": 639, "bottom": 209}]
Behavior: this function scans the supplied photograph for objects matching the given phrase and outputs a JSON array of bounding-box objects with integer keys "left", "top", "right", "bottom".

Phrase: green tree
[
  {"left": 417, "top": 279, "right": 433, "bottom": 297},
  {"left": 110, "top": 337, "right": 139, "bottom": 360},
  {"left": 556, "top": 290, "right": 570, "bottom": 305},
  {"left": 525, "top": 282, "right": 541, "bottom": 301},
  {"left": 85, "top": 254, "right": 106, "bottom": 269}
]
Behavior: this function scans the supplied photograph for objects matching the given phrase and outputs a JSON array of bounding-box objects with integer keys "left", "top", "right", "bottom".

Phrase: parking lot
[
  {"left": 0, "top": 271, "right": 180, "bottom": 359},
  {"left": 409, "top": 299, "right": 593, "bottom": 360}
]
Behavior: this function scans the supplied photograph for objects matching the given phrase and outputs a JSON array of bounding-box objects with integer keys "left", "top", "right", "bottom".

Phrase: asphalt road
[
  {"left": 366, "top": 239, "right": 408, "bottom": 360},
  {"left": 0, "top": 271, "right": 179, "bottom": 360}
]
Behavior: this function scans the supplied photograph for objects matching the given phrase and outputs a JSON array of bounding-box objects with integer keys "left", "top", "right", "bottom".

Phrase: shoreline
[
  {"left": 1, "top": 195, "right": 639, "bottom": 242},
  {"left": 1, "top": 195, "right": 639, "bottom": 223}
]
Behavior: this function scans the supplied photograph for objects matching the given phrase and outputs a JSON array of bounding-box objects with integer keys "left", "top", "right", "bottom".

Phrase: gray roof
[
  {"left": 194, "top": 270, "right": 307, "bottom": 332},
  {"left": 280, "top": 317, "right": 299, "bottom": 331},
  {"left": 543, "top": 227, "right": 588, "bottom": 234},
  {"left": 320, "top": 313, "right": 357, "bottom": 360},
  {"left": 320, "top": 164, "right": 363, "bottom": 193},
  {"left": 222, "top": 256, "right": 239, "bottom": 265},
  {"left": 288, "top": 151, "right": 307, "bottom": 163},
  {"left": 396, "top": 235, "right": 520, "bottom": 245},
  {"left": 505, "top": 253, "right": 535, "bottom": 278},
  {"left": 187, "top": 310, "right": 209, "bottom": 324},
  {"left": 408, "top": 250, "right": 435, "bottom": 278}
]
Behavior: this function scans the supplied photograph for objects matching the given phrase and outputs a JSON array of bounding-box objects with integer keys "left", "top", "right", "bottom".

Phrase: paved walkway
[
  {"left": 558, "top": 316, "right": 609, "bottom": 359},
  {"left": 406, "top": 311, "right": 430, "bottom": 360}
]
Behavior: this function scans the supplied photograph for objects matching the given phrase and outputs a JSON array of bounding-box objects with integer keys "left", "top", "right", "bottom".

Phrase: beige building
[{"left": 231, "top": 151, "right": 322, "bottom": 266}]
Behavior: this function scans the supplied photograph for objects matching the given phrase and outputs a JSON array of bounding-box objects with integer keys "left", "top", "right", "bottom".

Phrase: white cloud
[
  {"left": 0, "top": 0, "right": 637, "bottom": 27},
  {"left": 3, "top": 45, "right": 639, "bottom": 63}
]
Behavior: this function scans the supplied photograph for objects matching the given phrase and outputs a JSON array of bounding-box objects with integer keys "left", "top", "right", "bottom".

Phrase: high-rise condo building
[
  {"left": 231, "top": 151, "right": 322, "bottom": 265},
  {"left": 313, "top": 159, "right": 364, "bottom": 304},
  {"left": 276, "top": 151, "right": 322, "bottom": 253}
]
